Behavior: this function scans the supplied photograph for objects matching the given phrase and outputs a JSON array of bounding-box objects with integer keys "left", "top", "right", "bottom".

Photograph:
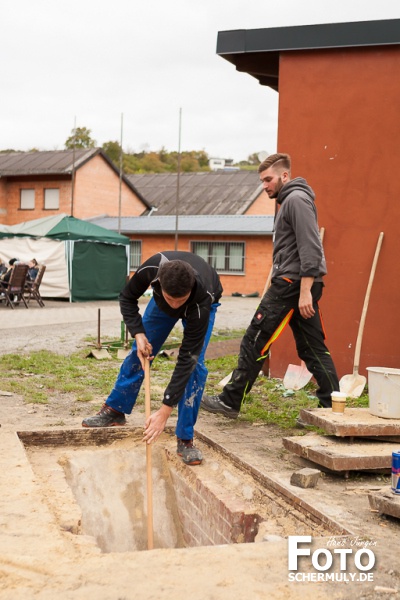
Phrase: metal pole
[
  {"left": 71, "top": 116, "right": 76, "bottom": 217},
  {"left": 118, "top": 113, "right": 124, "bottom": 234},
  {"left": 174, "top": 108, "right": 182, "bottom": 251}
]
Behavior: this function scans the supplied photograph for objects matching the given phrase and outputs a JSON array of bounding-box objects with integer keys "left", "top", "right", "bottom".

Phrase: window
[
  {"left": 191, "top": 241, "right": 245, "bottom": 274},
  {"left": 20, "top": 189, "right": 35, "bottom": 210},
  {"left": 130, "top": 241, "right": 142, "bottom": 270},
  {"left": 44, "top": 188, "right": 59, "bottom": 210}
]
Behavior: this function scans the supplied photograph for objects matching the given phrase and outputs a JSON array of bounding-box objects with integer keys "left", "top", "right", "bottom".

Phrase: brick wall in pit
[{"left": 165, "top": 450, "right": 260, "bottom": 547}]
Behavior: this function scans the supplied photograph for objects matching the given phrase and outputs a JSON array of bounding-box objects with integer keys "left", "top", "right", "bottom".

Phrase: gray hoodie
[{"left": 272, "top": 177, "right": 326, "bottom": 281}]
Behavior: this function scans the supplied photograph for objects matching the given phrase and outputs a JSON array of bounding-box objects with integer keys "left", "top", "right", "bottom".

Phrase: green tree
[
  {"left": 123, "top": 154, "right": 143, "bottom": 174},
  {"left": 140, "top": 152, "right": 169, "bottom": 173},
  {"left": 102, "top": 141, "right": 122, "bottom": 164},
  {"left": 65, "top": 127, "right": 96, "bottom": 149},
  {"left": 181, "top": 155, "right": 201, "bottom": 172}
]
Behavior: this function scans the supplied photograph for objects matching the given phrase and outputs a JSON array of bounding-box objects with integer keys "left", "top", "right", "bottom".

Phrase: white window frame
[
  {"left": 44, "top": 188, "right": 60, "bottom": 210},
  {"left": 20, "top": 189, "right": 35, "bottom": 210},
  {"left": 129, "top": 240, "right": 142, "bottom": 270},
  {"left": 191, "top": 240, "right": 245, "bottom": 274}
]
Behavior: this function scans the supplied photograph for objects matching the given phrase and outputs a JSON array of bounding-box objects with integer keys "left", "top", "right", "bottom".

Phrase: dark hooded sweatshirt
[
  {"left": 119, "top": 251, "right": 223, "bottom": 407},
  {"left": 272, "top": 177, "right": 326, "bottom": 282}
]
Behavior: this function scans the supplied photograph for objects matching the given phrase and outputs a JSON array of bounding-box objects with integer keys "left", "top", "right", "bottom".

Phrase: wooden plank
[
  {"left": 282, "top": 434, "right": 397, "bottom": 472},
  {"left": 17, "top": 427, "right": 142, "bottom": 447},
  {"left": 300, "top": 407, "right": 400, "bottom": 437},
  {"left": 368, "top": 489, "right": 400, "bottom": 520},
  {"left": 16, "top": 425, "right": 177, "bottom": 447}
]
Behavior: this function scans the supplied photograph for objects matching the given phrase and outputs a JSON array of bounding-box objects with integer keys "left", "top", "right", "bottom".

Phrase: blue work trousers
[{"left": 107, "top": 297, "right": 219, "bottom": 440}]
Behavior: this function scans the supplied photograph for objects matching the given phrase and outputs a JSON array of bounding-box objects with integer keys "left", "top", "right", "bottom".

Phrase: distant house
[
  {"left": 0, "top": 149, "right": 149, "bottom": 225},
  {"left": 127, "top": 170, "right": 274, "bottom": 216},
  {"left": 208, "top": 157, "right": 238, "bottom": 171},
  {"left": 90, "top": 214, "right": 274, "bottom": 296}
]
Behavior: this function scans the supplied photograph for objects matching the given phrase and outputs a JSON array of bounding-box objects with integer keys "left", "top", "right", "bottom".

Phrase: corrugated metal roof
[
  {"left": 127, "top": 171, "right": 265, "bottom": 216},
  {"left": 90, "top": 214, "right": 274, "bottom": 235},
  {"left": 0, "top": 148, "right": 98, "bottom": 175}
]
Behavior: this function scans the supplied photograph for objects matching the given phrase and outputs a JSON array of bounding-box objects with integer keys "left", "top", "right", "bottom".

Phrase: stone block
[{"left": 290, "top": 468, "right": 321, "bottom": 489}]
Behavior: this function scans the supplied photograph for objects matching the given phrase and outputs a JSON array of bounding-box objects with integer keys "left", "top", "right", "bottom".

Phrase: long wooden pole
[{"left": 144, "top": 360, "right": 154, "bottom": 550}]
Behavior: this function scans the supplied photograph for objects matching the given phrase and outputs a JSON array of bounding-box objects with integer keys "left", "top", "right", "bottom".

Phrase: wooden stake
[{"left": 144, "top": 360, "right": 154, "bottom": 550}]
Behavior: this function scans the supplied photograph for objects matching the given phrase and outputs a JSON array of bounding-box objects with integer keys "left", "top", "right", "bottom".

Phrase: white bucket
[{"left": 367, "top": 367, "right": 400, "bottom": 419}]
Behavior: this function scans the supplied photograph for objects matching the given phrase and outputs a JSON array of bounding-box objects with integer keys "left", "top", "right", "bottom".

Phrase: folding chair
[
  {"left": 0, "top": 263, "right": 29, "bottom": 309},
  {"left": 24, "top": 264, "right": 46, "bottom": 307}
]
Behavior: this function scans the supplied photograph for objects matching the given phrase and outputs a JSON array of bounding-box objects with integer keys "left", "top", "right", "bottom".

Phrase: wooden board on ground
[
  {"left": 368, "top": 488, "right": 400, "bottom": 520},
  {"left": 299, "top": 407, "right": 400, "bottom": 438},
  {"left": 282, "top": 434, "right": 398, "bottom": 472}
]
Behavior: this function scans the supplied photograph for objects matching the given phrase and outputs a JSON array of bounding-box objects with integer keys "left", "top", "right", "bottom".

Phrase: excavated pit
[{"left": 18, "top": 427, "right": 340, "bottom": 553}]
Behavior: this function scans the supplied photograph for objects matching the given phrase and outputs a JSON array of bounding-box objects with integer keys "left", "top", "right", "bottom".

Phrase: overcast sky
[{"left": 1, "top": 1, "right": 399, "bottom": 162}]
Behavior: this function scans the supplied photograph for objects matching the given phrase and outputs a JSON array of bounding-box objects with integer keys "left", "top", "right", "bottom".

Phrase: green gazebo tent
[{"left": 0, "top": 214, "right": 130, "bottom": 301}]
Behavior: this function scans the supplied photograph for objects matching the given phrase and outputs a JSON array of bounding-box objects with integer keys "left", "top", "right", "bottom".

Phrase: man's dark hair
[
  {"left": 9, "top": 258, "right": 18, "bottom": 266},
  {"left": 158, "top": 260, "right": 196, "bottom": 297},
  {"left": 258, "top": 152, "right": 291, "bottom": 174}
]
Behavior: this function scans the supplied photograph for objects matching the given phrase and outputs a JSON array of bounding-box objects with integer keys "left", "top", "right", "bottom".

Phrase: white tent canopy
[
  {"left": 0, "top": 214, "right": 130, "bottom": 301},
  {"left": 0, "top": 237, "right": 70, "bottom": 298}
]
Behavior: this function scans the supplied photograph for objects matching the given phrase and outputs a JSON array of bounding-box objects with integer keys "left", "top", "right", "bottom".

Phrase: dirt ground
[{"left": 1, "top": 297, "right": 400, "bottom": 599}]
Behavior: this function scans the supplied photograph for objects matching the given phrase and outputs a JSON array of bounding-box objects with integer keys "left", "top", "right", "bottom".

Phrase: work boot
[
  {"left": 82, "top": 404, "right": 126, "bottom": 427},
  {"left": 201, "top": 395, "right": 239, "bottom": 419},
  {"left": 177, "top": 438, "right": 203, "bottom": 466}
]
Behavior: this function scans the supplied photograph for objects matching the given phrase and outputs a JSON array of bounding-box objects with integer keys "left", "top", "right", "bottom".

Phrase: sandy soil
[{"left": 1, "top": 297, "right": 400, "bottom": 599}]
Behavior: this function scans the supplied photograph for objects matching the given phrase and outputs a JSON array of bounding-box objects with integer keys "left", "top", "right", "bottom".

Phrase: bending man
[{"left": 83, "top": 251, "right": 223, "bottom": 465}]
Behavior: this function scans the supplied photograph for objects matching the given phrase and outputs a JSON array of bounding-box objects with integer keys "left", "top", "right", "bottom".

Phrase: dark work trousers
[{"left": 219, "top": 278, "right": 339, "bottom": 411}]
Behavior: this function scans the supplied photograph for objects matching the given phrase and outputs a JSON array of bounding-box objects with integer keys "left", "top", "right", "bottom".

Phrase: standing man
[
  {"left": 201, "top": 153, "right": 339, "bottom": 419},
  {"left": 82, "top": 251, "right": 223, "bottom": 466}
]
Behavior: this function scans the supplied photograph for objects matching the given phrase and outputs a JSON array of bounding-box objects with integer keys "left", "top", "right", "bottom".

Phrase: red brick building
[
  {"left": 90, "top": 214, "right": 274, "bottom": 297},
  {"left": 0, "top": 149, "right": 149, "bottom": 225}
]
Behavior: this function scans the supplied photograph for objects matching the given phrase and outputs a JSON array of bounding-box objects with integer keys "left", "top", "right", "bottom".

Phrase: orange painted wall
[
  {"left": 129, "top": 234, "right": 273, "bottom": 297},
  {"left": 271, "top": 46, "right": 400, "bottom": 379}
]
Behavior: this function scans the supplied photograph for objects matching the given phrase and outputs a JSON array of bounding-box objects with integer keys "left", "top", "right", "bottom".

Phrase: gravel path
[{"left": 0, "top": 296, "right": 260, "bottom": 356}]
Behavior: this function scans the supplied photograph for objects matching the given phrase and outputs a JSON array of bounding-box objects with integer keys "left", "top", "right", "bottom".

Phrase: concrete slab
[
  {"left": 300, "top": 407, "right": 400, "bottom": 437},
  {"left": 282, "top": 434, "right": 398, "bottom": 472},
  {"left": 368, "top": 488, "right": 400, "bottom": 520}
]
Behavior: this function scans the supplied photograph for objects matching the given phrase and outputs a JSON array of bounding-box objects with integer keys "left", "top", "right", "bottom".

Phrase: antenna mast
[
  {"left": 174, "top": 108, "right": 182, "bottom": 251},
  {"left": 71, "top": 116, "right": 76, "bottom": 217},
  {"left": 118, "top": 113, "right": 124, "bottom": 234}
]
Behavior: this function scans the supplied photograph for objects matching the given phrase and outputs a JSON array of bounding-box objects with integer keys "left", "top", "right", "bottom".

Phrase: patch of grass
[
  {"left": 211, "top": 328, "right": 246, "bottom": 342},
  {"left": 0, "top": 337, "right": 371, "bottom": 429},
  {"left": 345, "top": 393, "right": 369, "bottom": 408},
  {"left": 204, "top": 354, "right": 370, "bottom": 429},
  {"left": 76, "top": 391, "right": 94, "bottom": 403},
  {"left": 0, "top": 350, "right": 120, "bottom": 405}
]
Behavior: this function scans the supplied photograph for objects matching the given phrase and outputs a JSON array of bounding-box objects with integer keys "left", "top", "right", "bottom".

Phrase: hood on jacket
[{"left": 277, "top": 177, "right": 315, "bottom": 205}]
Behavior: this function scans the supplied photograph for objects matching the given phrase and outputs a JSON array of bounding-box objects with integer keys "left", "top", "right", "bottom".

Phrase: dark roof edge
[{"left": 217, "top": 19, "right": 400, "bottom": 55}]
